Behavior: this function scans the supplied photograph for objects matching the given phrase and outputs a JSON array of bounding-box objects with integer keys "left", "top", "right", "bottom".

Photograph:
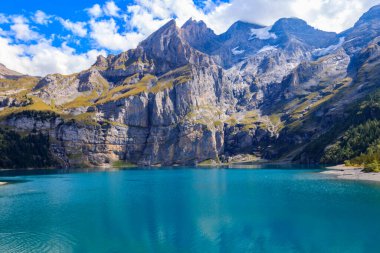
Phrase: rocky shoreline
[{"left": 322, "top": 165, "right": 380, "bottom": 183}]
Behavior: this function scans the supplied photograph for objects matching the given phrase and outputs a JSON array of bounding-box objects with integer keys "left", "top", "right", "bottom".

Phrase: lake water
[{"left": 1, "top": 167, "right": 380, "bottom": 253}]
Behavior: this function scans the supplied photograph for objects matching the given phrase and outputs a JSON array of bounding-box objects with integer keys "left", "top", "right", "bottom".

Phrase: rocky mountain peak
[
  {"left": 230, "top": 20, "right": 264, "bottom": 30},
  {"left": 271, "top": 18, "right": 338, "bottom": 49},
  {"left": 93, "top": 55, "right": 109, "bottom": 69},
  {"left": 220, "top": 21, "right": 264, "bottom": 41},
  {"left": 181, "top": 18, "right": 218, "bottom": 53},
  {"left": 182, "top": 18, "right": 209, "bottom": 31},
  {"left": 138, "top": 19, "right": 214, "bottom": 74},
  {"left": 271, "top": 18, "right": 309, "bottom": 31},
  {"left": 138, "top": 19, "right": 183, "bottom": 54},
  {"left": 139, "top": 19, "right": 179, "bottom": 46}
]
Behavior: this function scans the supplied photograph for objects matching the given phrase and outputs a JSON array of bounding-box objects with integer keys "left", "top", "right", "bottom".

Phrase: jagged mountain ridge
[
  {"left": 1, "top": 5, "right": 380, "bottom": 168},
  {"left": 182, "top": 17, "right": 340, "bottom": 68}
]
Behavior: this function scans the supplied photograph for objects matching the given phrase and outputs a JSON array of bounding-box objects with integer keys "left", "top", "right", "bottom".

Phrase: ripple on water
[{"left": 0, "top": 231, "right": 76, "bottom": 253}]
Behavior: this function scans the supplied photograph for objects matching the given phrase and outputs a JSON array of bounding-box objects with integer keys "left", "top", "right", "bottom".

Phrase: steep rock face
[
  {"left": 3, "top": 112, "right": 131, "bottom": 166},
  {"left": 181, "top": 18, "right": 219, "bottom": 53},
  {"left": 93, "top": 62, "right": 232, "bottom": 165},
  {"left": 271, "top": 49, "right": 350, "bottom": 102}
]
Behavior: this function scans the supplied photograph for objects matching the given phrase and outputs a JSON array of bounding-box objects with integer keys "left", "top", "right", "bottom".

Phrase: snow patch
[
  {"left": 231, "top": 46, "right": 245, "bottom": 55},
  {"left": 249, "top": 26, "right": 277, "bottom": 40},
  {"left": 313, "top": 37, "right": 345, "bottom": 57},
  {"left": 257, "top": 46, "right": 277, "bottom": 53}
]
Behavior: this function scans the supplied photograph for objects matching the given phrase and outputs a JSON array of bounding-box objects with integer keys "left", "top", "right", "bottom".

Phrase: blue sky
[{"left": 0, "top": 0, "right": 379, "bottom": 76}]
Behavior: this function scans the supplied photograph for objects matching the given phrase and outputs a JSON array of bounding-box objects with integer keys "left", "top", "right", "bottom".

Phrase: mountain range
[{"left": 1, "top": 5, "right": 380, "bottom": 169}]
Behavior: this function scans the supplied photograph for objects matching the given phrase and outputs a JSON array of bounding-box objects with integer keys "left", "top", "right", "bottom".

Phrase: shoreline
[{"left": 322, "top": 164, "right": 380, "bottom": 183}]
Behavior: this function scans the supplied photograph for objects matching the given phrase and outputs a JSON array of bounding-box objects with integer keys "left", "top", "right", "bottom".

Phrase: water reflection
[{"left": 1, "top": 169, "right": 380, "bottom": 252}]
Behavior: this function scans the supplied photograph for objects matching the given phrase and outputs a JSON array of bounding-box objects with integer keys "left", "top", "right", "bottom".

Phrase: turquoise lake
[{"left": 1, "top": 167, "right": 380, "bottom": 253}]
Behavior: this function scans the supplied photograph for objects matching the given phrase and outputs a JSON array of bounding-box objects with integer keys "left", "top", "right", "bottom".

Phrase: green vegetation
[
  {"left": 213, "top": 120, "right": 223, "bottom": 127},
  {"left": 0, "top": 128, "right": 57, "bottom": 168},
  {"left": 225, "top": 117, "right": 238, "bottom": 126},
  {"left": 0, "top": 96, "right": 58, "bottom": 120},
  {"left": 363, "top": 160, "right": 380, "bottom": 173},
  {"left": 149, "top": 65, "right": 191, "bottom": 94},
  {"left": 96, "top": 74, "right": 155, "bottom": 104},
  {"left": 348, "top": 140, "right": 380, "bottom": 172},
  {"left": 321, "top": 120, "right": 380, "bottom": 164},
  {"left": 298, "top": 89, "right": 380, "bottom": 169},
  {"left": 5, "top": 110, "right": 59, "bottom": 121},
  {"left": 289, "top": 91, "right": 341, "bottom": 121},
  {"left": 0, "top": 76, "right": 39, "bottom": 93},
  {"left": 198, "top": 158, "right": 221, "bottom": 166},
  {"left": 24, "top": 96, "right": 55, "bottom": 111},
  {"left": 149, "top": 80, "right": 174, "bottom": 94},
  {"left": 240, "top": 111, "right": 259, "bottom": 125},
  {"left": 61, "top": 91, "right": 100, "bottom": 109},
  {"left": 185, "top": 105, "right": 224, "bottom": 130},
  {"left": 63, "top": 112, "right": 99, "bottom": 126},
  {"left": 112, "top": 160, "right": 136, "bottom": 168}
]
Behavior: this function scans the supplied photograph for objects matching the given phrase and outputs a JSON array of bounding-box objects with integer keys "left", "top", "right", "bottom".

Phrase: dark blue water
[{"left": 1, "top": 167, "right": 380, "bottom": 253}]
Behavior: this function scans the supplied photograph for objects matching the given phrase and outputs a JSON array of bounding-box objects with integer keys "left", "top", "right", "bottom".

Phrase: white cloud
[
  {"left": 0, "top": 36, "right": 105, "bottom": 76},
  {"left": 103, "top": 1, "right": 120, "bottom": 17},
  {"left": 201, "top": 0, "right": 219, "bottom": 13},
  {"left": 122, "top": 0, "right": 380, "bottom": 35},
  {"left": 89, "top": 19, "right": 144, "bottom": 51},
  {"left": 33, "top": 10, "right": 51, "bottom": 25},
  {"left": 121, "top": 0, "right": 235, "bottom": 35},
  {"left": 58, "top": 18, "right": 88, "bottom": 37},
  {"left": 127, "top": 5, "right": 170, "bottom": 35},
  {"left": 10, "top": 16, "right": 40, "bottom": 41},
  {"left": 0, "top": 13, "right": 9, "bottom": 24},
  {"left": 87, "top": 4, "right": 103, "bottom": 18},
  {"left": 201, "top": 0, "right": 380, "bottom": 33},
  {"left": 288, "top": 0, "right": 377, "bottom": 32},
  {"left": 127, "top": 0, "right": 211, "bottom": 32},
  {"left": 0, "top": 28, "right": 7, "bottom": 36},
  {"left": 86, "top": 1, "right": 121, "bottom": 18}
]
